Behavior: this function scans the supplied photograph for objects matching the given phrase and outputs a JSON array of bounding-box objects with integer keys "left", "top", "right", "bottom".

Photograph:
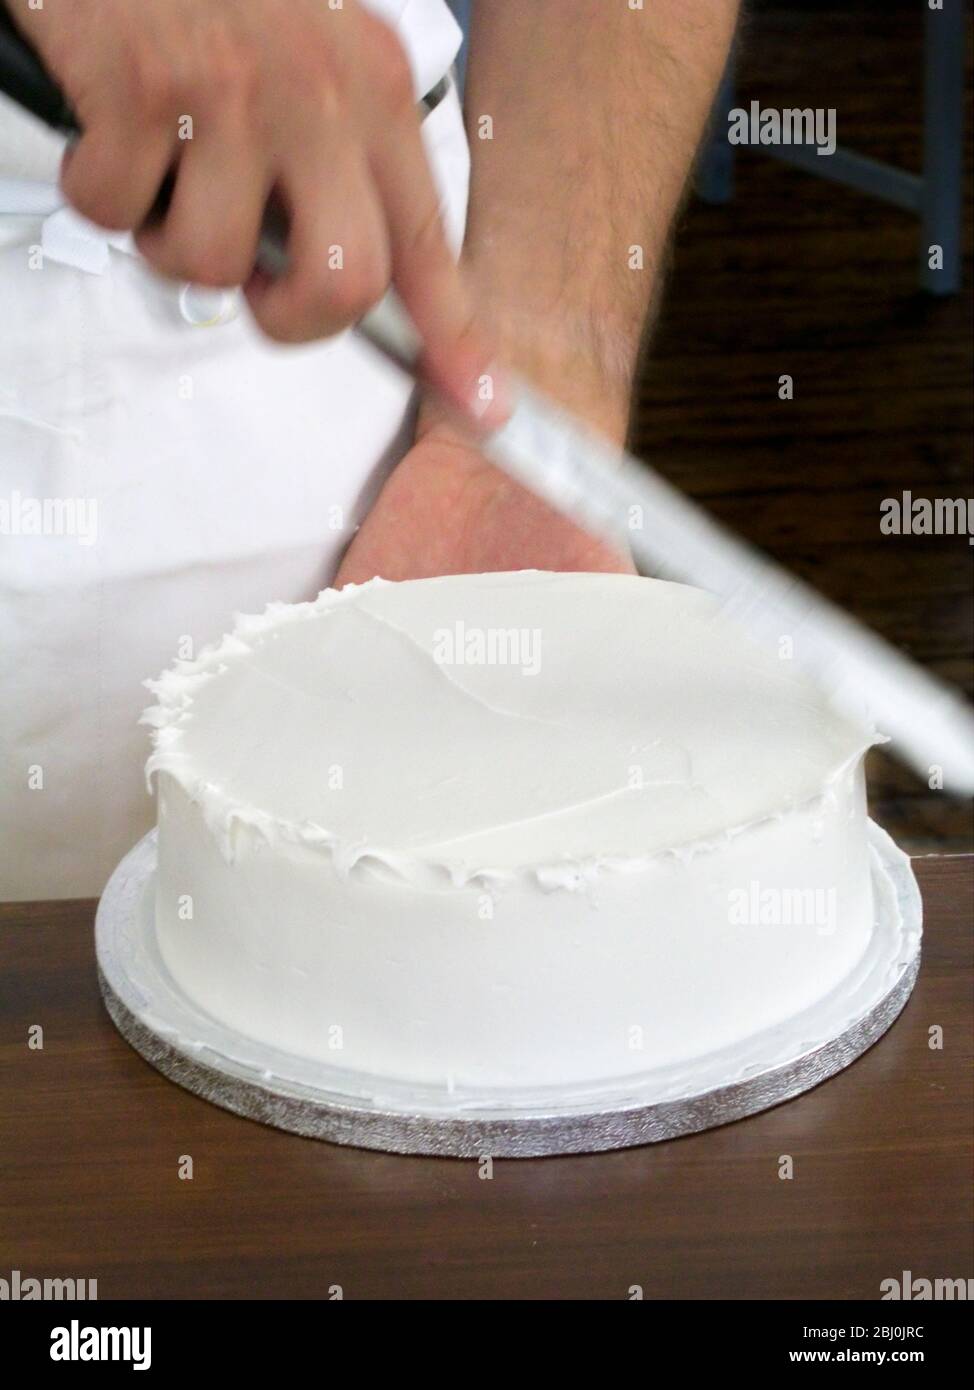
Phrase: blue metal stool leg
[
  {"left": 695, "top": 55, "right": 737, "bottom": 205},
  {"left": 920, "top": 0, "right": 964, "bottom": 295},
  {"left": 447, "top": 0, "right": 473, "bottom": 99}
]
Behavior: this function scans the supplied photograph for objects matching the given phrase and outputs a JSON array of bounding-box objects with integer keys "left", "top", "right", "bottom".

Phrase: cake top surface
[{"left": 144, "top": 572, "right": 876, "bottom": 882}]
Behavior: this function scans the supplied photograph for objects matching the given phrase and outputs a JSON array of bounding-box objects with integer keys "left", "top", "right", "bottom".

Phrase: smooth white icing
[
  {"left": 144, "top": 572, "right": 882, "bottom": 1089},
  {"left": 144, "top": 573, "right": 875, "bottom": 880}
]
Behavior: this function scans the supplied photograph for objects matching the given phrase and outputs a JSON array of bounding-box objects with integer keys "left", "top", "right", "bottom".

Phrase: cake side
[{"left": 154, "top": 758, "right": 875, "bottom": 1088}]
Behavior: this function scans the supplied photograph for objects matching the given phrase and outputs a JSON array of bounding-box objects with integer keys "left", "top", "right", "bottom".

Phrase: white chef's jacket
[{"left": 0, "top": 0, "right": 471, "bottom": 899}]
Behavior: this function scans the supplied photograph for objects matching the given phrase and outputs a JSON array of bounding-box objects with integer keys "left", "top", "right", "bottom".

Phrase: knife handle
[{"left": 0, "top": 3, "right": 77, "bottom": 131}]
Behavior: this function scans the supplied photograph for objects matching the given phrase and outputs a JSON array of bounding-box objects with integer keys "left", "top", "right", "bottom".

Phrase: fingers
[
  {"left": 135, "top": 108, "right": 271, "bottom": 288},
  {"left": 369, "top": 109, "right": 511, "bottom": 431},
  {"left": 55, "top": 13, "right": 185, "bottom": 231},
  {"left": 244, "top": 147, "right": 390, "bottom": 343},
  {"left": 59, "top": 120, "right": 175, "bottom": 232}
]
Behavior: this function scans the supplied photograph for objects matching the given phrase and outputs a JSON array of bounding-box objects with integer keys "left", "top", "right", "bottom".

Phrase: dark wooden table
[{"left": 1, "top": 857, "right": 971, "bottom": 1301}]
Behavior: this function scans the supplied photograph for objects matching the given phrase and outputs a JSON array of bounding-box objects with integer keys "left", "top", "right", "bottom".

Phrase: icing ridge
[{"left": 142, "top": 572, "right": 880, "bottom": 891}]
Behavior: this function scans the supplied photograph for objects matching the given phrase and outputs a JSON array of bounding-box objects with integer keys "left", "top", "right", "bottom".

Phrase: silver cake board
[{"left": 95, "top": 823, "right": 922, "bottom": 1159}]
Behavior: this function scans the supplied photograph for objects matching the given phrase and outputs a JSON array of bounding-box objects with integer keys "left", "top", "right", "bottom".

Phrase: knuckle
[
  {"left": 203, "top": 32, "right": 261, "bottom": 112},
  {"left": 126, "top": 46, "right": 181, "bottom": 122},
  {"left": 145, "top": 224, "right": 245, "bottom": 287},
  {"left": 324, "top": 260, "right": 388, "bottom": 322},
  {"left": 252, "top": 300, "right": 307, "bottom": 345},
  {"left": 178, "top": 239, "right": 246, "bottom": 288},
  {"left": 288, "top": 42, "right": 343, "bottom": 113},
  {"left": 368, "top": 21, "right": 414, "bottom": 112},
  {"left": 62, "top": 171, "right": 129, "bottom": 231}
]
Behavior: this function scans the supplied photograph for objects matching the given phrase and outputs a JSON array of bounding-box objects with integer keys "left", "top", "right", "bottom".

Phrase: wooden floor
[{"left": 630, "top": 4, "right": 973, "bottom": 852}]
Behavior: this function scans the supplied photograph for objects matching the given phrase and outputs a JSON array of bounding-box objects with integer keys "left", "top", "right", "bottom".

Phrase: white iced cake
[{"left": 143, "top": 571, "right": 880, "bottom": 1091}]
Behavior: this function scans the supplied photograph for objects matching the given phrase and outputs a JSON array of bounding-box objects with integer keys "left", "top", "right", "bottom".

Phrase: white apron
[{"left": 0, "top": 0, "right": 470, "bottom": 899}]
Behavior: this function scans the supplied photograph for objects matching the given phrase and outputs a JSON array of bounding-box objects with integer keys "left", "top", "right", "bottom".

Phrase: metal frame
[{"left": 696, "top": 1, "right": 965, "bottom": 294}]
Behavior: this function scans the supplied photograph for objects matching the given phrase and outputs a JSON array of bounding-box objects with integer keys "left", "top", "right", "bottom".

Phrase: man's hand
[
  {"left": 12, "top": 0, "right": 498, "bottom": 420},
  {"left": 334, "top": 418, "right": 634, "bottom": 586}
]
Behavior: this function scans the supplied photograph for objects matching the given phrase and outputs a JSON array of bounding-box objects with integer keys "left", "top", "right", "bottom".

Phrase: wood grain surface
[{"left": 1, "top": 856, "right": 970, "bottom": 1301}]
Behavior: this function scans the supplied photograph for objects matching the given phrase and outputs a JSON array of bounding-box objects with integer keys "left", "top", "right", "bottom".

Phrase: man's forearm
[
  {"left": 461, "top": 0, "right": 739, "bottom": 440},
  {"left": 336, "top": 1, "right": 739, "bottom": 585}
]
